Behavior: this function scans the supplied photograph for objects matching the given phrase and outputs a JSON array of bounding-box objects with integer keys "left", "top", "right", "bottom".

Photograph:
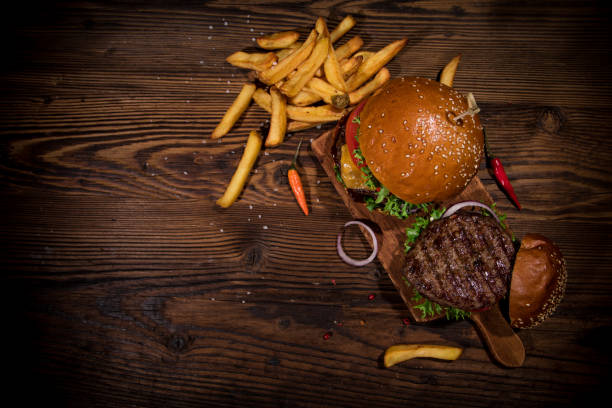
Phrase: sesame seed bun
[
  {"left": 358, "top": 76, "right": 484, "bottom": 204},
  {"left": 509, "top": 234, "right": 567, "bottom": 329}
]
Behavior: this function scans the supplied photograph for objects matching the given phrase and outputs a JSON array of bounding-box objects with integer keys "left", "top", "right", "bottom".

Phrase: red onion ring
[
  {"left": 337, "top": 221, "right": 379, "bottom": 267},
  {"left": 442, "top": 200, "right": 500, "bottom": 224}
]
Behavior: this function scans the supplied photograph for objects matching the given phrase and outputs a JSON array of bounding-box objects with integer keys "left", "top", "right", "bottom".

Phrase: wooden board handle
[{"left": 471, "top": 304, "right": 525, "bottom": 367}]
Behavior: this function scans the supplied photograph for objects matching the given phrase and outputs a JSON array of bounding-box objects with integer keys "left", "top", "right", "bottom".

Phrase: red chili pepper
[
  {"left": 484, "top": 129, "right": 521, "bottom": 210},
  {"left": 288, "top": 137, "right": 309, "bottom": 215}
]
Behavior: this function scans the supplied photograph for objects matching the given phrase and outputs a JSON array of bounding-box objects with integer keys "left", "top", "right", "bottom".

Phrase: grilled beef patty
[{"left": 404, "top": 212, "right": 516, "bottom": 311}]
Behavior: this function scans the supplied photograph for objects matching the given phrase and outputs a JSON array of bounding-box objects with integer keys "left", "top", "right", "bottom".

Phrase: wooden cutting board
[{"left": 311, "top": 128, "right": 525, "bottom": 367}]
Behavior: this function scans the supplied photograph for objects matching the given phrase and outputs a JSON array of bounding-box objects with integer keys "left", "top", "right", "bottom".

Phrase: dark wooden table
[{"left": 2, "top": 1, "right": 611, "bottom": 406}]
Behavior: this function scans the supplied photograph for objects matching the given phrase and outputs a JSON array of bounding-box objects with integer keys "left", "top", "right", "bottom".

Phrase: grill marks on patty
[{"left": 404, "top": 212, "right": 515, "bottom": 311}]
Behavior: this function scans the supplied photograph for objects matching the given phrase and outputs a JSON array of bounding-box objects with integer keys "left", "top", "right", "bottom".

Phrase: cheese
[{"left": 340, "top": 144, "right": 371, "bottom": 190}]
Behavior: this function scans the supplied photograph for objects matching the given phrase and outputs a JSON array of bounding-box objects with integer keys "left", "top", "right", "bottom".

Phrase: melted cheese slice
[{"left": 340, "top": 144, "right": 371, "bottom": 190}]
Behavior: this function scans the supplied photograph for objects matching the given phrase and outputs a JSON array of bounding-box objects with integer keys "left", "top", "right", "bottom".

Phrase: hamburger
[
  {"left": 330, "top": 75, "right": 566, "bottom": 326},
  {"left": 333, "top": 76, "right": 484, "bottom": 211}
]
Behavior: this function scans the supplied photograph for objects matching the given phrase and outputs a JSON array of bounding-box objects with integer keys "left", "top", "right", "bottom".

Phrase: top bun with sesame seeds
[
  {"left": 358, "top": 76, "right": 484, "bottom": 204},
  {"left": 509, "top": 234, "right": 567, "bottom": 329}
]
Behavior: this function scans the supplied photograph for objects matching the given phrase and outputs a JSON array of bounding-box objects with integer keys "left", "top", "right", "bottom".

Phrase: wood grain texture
[{"left": 2, "top": 1, "right": 611, "bottom": 407}]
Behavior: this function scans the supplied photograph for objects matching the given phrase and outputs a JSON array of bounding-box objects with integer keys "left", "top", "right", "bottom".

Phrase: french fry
[
  {"left": 330, "top": 15, "right": 356, "bottom": 43},
  {"left": 257, "top": 31, "right": 300, "bottom": 50},
  {"left": 306, "top": 77, "right": 349, "bottom": 108},
  {"left": 226, "top": 51, "right": 277, "bottom": 71},
  {"left": 440, "top": 54, "right": 462, "bottom": 87},
  {"left": 286, "top": 104, "right": 345, "bottom": 123},
  {"left": 340, "top": 55, "right": 363, "bottom": 79},
  {"left": 334, "top": 36, "right": 364, "bottom": 61},
  {"left": 287, "top": 120, "right": 322, "bottom": 132},
  {"left": 346, "top": 38, "right": 407, "bottom": 91},
  {"left": 313, "top": 17, "right": 329, "bottom": 78},
  {"left": 252, "top": 88, "right": 272, "bottom": 113},
  {"left": 258, "top": 29, "right": 318, "bottom": 85},
  {"left": 216, "top": 130, "right": 263, "bottom": 208},
  {"left": 255, "top": 89, "right": 344, "bottom": 122},
  {"left": 276, "top": 42, "right": 301, "bottom": 61},
  {"left": 211, "top": 83, "right": 257, "bottom": 139},
  {"left": 289, "top": 89, "right": 322, "bottom": 106},
  {"left": 280, "top": 34, "right": 330, "bottom": 97},
  {"left": 266, "top": 87, "right": 287, "bottom": 147},
  {"left": 353, "top": 50, "right": 375, "bottom": 62},
  {"left": 315, "top": 16, "right": 328, "bottom": 35},
  {"left": 324, "top": 41, "right": 348, "bottom": 92},
  {"left": 348, "top": 67, "right": 390, "bottom": 105},
  {"left": 383, "top": 344, "right": 463, "bottom": 367}
]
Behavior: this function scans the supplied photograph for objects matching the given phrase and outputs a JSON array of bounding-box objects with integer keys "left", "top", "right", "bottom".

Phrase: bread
[
  {"left": 358, "top": 76, "right": 484, "bottom": 204},
  {"left": 509, "top": 234, "right": 567, "bottom": 329}
]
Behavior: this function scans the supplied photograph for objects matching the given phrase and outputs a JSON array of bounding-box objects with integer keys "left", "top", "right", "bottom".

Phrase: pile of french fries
[{"left": 214, "top": 15, "right": 407, "bottom": 208}]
